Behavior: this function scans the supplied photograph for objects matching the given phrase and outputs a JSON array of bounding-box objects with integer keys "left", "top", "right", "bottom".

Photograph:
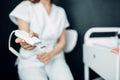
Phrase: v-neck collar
[{"left": 39, "top": 2, "right": 54, "bottom": 18}]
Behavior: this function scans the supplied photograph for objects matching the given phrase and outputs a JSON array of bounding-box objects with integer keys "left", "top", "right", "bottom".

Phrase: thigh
[
  {"left": 46, "top": 58, "right": 74, "bottom": 80},
  {"left": 18, "top": 67, "right": 48, "bottom": 80}
]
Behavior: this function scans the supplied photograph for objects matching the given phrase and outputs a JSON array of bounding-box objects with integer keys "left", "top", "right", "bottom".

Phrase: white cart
[{"left": 83, "top": 27, "right": 120, "bottom": 80}]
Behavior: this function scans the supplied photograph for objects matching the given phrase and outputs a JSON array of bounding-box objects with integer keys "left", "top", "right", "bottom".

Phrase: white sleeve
[
  {"left": 62, "top": 8, "right": 70, "bottom": 29},
  {"left": 9, "top": 1, "right": 31, "bottom": 25}
]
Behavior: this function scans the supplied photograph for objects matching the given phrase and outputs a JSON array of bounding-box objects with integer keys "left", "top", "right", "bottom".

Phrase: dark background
[{"left": 1, "top": 0, "right": 120, "bottom": 80}]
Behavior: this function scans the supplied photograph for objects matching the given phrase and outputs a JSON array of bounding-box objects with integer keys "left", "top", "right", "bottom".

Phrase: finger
[
  {"left": 26, "top": 46, "right": 36, "bottom": 50},
  {"left": 24, "top": 43, "right": 32, "bottom": 47},
  {"left": 40, "top": 57, "right": 49, "bottom": 64},
  {"left": 37, "top": 53, "right": 47, "bottom": 59},
  {"left": 39, "top": 54, "right": 50, "bottom": 63},
  {"left": 22, "top": 44, "right": 34, "bottom": 49},
  {"left": 20, "top": 42, "right": 26, "bottom": 48},
  {"left": 20, "top": 42, "right": 35, "bottom": 50},
  {"left": 20, "top": 41, "right": 28, "bottom": 47},
  {"left": 42, "top": 59, "right": 49, "bottom": 64},
  {"left": 37, "top": 53, "right": 46, "bottom": 58},
  {"left": 41, "top": 54, "right": 48, "bottom": 60},
  {"left": 29, "top": 31, "right": 38, "bottom": 37},
  {"left": 15, "top": 38, "right": 24, "bottom": 43},
  {"left": 37, "top": 53, "right": 45, "bottom": 60},
  {"left": 29, "top": 31, "right": 34, "bottom": 37},
  {"left": 44, "top": 61, "right": 49, "bottom": 64},
  {"left": 43, "top": 57, "right": 49, "bottom": 62}
]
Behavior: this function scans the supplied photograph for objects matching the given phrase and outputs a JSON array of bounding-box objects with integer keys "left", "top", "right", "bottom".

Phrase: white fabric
[
  {"left": 9, "top": 1, "right": 73, "bottom": 80},
  {"left": 18, "top": 57, "right": 73, "bottom": 80}
]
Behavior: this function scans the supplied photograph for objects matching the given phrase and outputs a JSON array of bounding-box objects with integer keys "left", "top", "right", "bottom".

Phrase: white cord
[{"left": 8, "top": 30, "right": 21, "bottom": 57}]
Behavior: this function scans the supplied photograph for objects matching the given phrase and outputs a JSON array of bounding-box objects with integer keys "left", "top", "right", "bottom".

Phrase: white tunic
[{"left": 9, "top": 1, "right": 70, "bottom": 68}]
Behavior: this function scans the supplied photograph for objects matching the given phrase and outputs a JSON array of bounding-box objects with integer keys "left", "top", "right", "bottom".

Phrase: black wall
[{"left": 1, "top": 0, "right": 120, "bottom": 80}]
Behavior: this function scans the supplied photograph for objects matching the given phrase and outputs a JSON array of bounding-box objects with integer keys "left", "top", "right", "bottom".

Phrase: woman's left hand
[{"left": 37, "top": 52, "right": 52, "bottom": 64}]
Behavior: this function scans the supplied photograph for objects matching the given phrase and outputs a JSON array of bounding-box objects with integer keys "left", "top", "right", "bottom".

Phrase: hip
[{"left": 16, "top": 50, "right": 65, "bottom": 69}]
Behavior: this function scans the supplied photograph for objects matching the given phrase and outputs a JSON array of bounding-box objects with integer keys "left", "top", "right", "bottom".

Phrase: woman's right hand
[{"left": 15, "top": 32, "right": 38, "bottom": 50}]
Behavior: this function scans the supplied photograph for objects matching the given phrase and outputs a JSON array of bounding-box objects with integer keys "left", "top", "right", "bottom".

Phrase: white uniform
[{"left": 9, "top": 1, "right": 73, "bottom": 80}]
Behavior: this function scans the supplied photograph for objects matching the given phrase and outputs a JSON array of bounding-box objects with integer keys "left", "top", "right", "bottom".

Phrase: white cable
[{"left": 8, "top": 30, "right": 21, "bottom": 57}]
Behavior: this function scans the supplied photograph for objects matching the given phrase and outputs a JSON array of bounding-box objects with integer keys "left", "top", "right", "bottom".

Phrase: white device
[
  {"left": 15, "top": 30, "right": 41, "bottom": 46},
  {"left": 8, "top": 30, "right": 47, "bottom": 59},
  {"left": 83, "top": 27, "right": 120, "bottom": 80}
]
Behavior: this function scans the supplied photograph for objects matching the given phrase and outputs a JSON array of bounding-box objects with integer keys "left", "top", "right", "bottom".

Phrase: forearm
[
  {"left": 17, "top": 18, "right": 30, "bottom": 32},
  {"left": 49, "top": 29, "right": 66, "bottom": 57},
  {"left": 16, "top": 18, "right": 36, "bottom": 50},
  {"left": 50, "top": 40, "right": 65, "bottom": 57}
]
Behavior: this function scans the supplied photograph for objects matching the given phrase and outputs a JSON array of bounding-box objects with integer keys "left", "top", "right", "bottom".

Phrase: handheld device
[
  {"left": 15, "top": 30, "right": 41, "bottom": 46},
  {"left": 8, "top": 30, "right": 47, "bottom": 59}
]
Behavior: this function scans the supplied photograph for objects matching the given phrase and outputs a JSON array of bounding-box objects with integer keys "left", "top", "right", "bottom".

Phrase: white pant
[{"left": 18, "top": 57, "right": 74, "bottom": 80}]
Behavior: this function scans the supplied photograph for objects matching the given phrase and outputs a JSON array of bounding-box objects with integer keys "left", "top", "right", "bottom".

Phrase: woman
[{"left": 9, "top": 0, "right": 74, "bottom": 80}]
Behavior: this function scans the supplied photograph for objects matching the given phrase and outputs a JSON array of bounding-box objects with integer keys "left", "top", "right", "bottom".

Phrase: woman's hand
[
  {"left": 37, "top": 52, "right": 52, "bottom": 64},
  {"left": 15, "top": 31, "right": 38, "bottom": 50},
  {"left": 37, "top": 29, "right": 67, "bottom": 64}
]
